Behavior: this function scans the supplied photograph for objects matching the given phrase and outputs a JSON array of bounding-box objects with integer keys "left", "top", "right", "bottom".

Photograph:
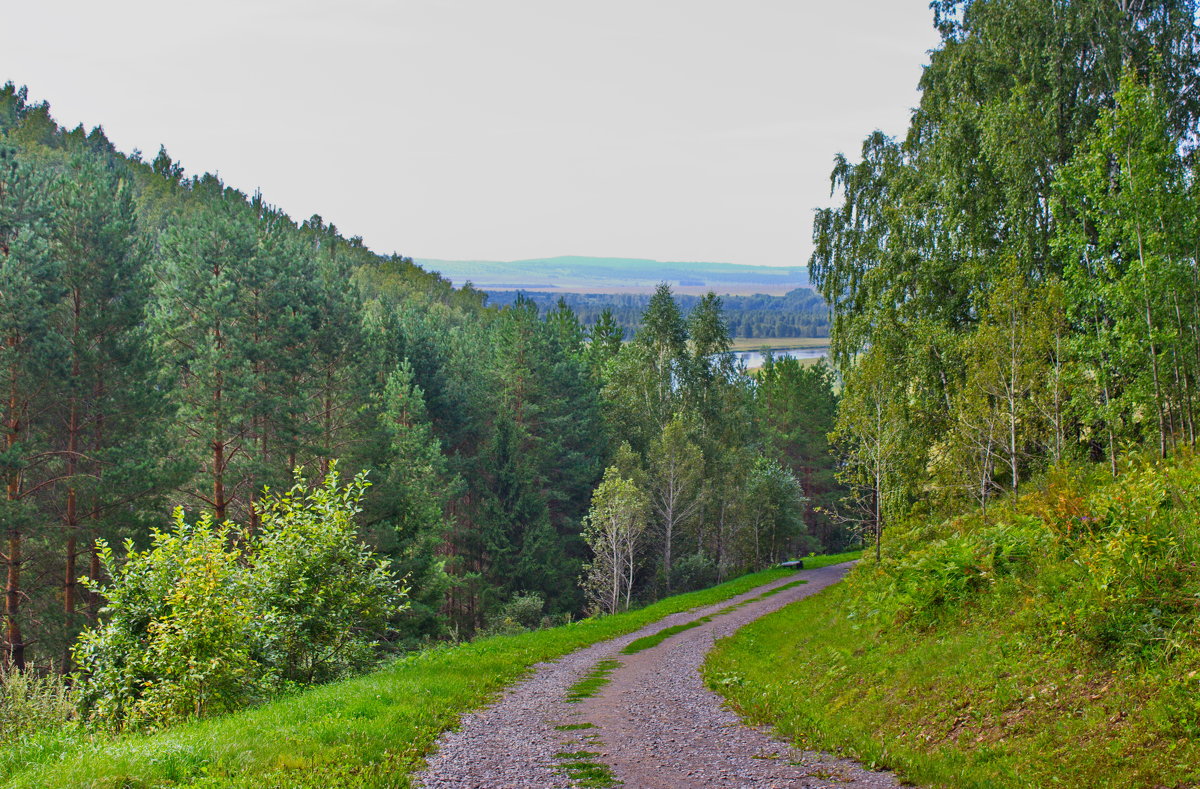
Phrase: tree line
[
  {"left": 0, "top": 84, "right": 849, "bottom": 682},
  {"left": 484, "top": 288, "right": 831, "bottom": 340},
  {"left": 811, "top": 0, "right": 1200, "bottom": 551}
]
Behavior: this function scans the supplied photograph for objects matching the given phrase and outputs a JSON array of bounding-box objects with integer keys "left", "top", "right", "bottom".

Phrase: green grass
[
  {"left": 794, "top": 549, "right": 862, "bottom": 570},
  {"left": 704, "top": 464, "right": 1200, "bottom": 788},
  {"left": 752, "top": 579, "right": 807, "bottom": 598},
  {"left": 620, "top": 619, "right": 708, "bottom": 654},
  {"left": 706, "top": 579, "right": 1200, "bottom": 788},
  {"left": 566, "top": 660, "right": 622, "bottom": 702},
  {"left": 1, "top": 565, "right": 793, "bottom": 789},
  {"left": 555, "top": 758, "right": 622, "bottom": 788},
  {"left": 555, "top": 722, "right": 597, "bottom": 731}
]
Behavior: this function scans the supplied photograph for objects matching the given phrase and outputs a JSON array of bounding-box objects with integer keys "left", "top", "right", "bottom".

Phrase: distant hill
[{"left": 415, "top": 255, "right": 808, "bottom": 296}]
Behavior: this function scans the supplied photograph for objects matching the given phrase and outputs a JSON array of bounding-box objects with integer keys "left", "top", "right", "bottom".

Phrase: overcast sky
[{"left": 6, "top": 1, "right": 940, "bottom": 268}]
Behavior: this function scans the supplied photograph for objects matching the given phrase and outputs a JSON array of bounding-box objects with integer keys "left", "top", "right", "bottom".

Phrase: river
[{"left": 734, "top": 346, "right": 828, "bottom": 369}]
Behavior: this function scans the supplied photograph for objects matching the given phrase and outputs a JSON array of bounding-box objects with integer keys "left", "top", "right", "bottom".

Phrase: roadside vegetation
[
  {"left": 707, "top": 454, "right": 1200, "bottom": 787},
  {"left": 0, "top": 566, "right": 793, "bottom": 788}
]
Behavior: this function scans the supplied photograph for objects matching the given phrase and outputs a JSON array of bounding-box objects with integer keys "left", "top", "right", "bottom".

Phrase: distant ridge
[{"left": 414, "top": 255, "right": 808, "bottom": 296}]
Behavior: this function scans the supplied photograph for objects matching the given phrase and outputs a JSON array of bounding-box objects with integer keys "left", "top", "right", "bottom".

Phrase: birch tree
[{"left": 581, "top": 467, "right": 647, "bottom": 615}]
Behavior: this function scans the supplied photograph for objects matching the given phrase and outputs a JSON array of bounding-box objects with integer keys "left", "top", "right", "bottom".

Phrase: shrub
[
  {"left": 482, "top": 591, "right": 545, "bottom": 636},
  {"left": 251, "top": 468, "right": 407, "bottom": 686},
  {"left": 72, "top": 513, "right": 263, "bottom": 727},
  {"left": 1047, "top": 456, "right": 1199, "bottom": 661},
  {"left": 72, "top": 465, "right": 407, "bottom": 728}
]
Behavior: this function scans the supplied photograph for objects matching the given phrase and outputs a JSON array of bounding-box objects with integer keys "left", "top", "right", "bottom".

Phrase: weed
[
  {"left": 620, "top": 621, "right": 704, "bottom": 654},
  {"left": 753, "top": 579, "right": 808, "bottom": 599}
]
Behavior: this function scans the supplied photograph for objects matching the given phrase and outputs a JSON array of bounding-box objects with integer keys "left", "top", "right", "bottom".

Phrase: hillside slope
[{"left": 705, "top": 454, "right": 1200, "bottom": 788}]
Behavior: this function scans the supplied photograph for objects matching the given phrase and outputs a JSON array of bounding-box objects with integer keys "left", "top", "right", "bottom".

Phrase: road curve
[{"left": 416, "top": 563, "right": 900, "bottom": 789}]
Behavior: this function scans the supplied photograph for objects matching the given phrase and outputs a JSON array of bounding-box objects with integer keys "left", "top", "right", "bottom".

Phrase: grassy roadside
[
  {"left": 705, "top": 579, "right": 1200, "bottom": 788},
  {"left": 1, "top": 566, "right": 796, "bottom": 789},
  {"left": 792, "top": 550, "right": 860, "bottom": 571},
  {"left": 703, "top": 461, "right": 1200, "bottom": 788}
]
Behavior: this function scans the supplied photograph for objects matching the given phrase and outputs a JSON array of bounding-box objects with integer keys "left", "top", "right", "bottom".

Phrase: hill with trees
[
  {"left": 0, "top": 82, "right": 845, "bottom": 735},
  {"left": 415, "top": 255, "right": 808, "bottom": 295}
]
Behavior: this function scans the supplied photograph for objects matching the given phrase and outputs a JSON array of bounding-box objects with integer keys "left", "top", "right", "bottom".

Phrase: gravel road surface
[{"left": 415, "top": 563, "right": 900, "bottom": 789}]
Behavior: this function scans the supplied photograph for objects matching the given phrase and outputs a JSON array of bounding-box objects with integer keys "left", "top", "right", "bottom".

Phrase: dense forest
[
  {"left": 483, "top": 288, "right": 830, "bottom": 340},
  {"left": 0, "top": 83, "right": 846, "bottom": 713},
  {"left": 814, "top": 0, "right": 1200, "bottom": 539}
]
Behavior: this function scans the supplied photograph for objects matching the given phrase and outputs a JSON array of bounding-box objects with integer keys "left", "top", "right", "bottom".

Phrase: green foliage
[
  {"left": 71, "top": 467, "right": 406, "bottom": 728},
  {"left": 756, "top": 357, "right": 846, "bottom": 550},
  {"left": 251, "top": 468, "right": 406, "bottom": 685},
  {"left": 1046, "top": 455, "right": 1200, "bottom": 662},
  {"left": 580, "top": 467, "right": 649, "bottom": 615},
  {"left": 812, "top": 0, "right": 1200, "bottom": 544},
  {"left": 481, "top": 591, "right": 546, "bottom": 637},
  {"left": 669, "top": 552, "right": 717, "bottom": 594},
  {"left": 488, "top": 287, "right": 830, "bottom": 341},
  {"left": 72, "top": 512, "right": 261, "bottom": 727}
]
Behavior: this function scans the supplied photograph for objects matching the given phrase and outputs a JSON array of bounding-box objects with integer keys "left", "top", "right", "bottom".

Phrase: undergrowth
[
  {"left": 705, "top": 453, "right": 1200, "bottom": 787},
  {"left": 0, "top": 664, "right": 78, "bottom": 748}
]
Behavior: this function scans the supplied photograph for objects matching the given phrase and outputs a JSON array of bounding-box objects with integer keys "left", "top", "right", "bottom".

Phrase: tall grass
[{"left": 0, "top": 663, "right": 77, "bottom": 748}]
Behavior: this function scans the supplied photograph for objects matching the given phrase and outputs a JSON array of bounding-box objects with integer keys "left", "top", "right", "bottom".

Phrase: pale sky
[{"left": 5, "top": 1, "right": 940, "bottom": 268}]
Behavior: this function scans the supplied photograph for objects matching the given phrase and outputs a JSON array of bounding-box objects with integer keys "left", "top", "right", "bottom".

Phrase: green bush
[
  {"left": 251, "top": 469, "right": 407, "bottom": 686},
  {"left": 671, "top": 552, "right": 718, "bottom": 593},
  {"left": 71, "top": 512, "right": 263, "bottom": 727},
  {"left": 1058, "top": 466, "right": 1194, "bottom": 660},
  {"left": 481, "top": 591, "right": 546, "bottom": 636},
  {"left": 72, "top": 465, "right": 407, "bottom": 728}
]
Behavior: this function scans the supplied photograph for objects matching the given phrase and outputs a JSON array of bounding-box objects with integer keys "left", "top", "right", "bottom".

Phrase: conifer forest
[{"left": 0, "top": 83, "right": 843, "bottom": 701}]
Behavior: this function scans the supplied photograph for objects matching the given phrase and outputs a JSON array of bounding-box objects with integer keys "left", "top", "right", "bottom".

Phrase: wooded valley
[
  {"left": 0, "top": 83, "right": 846, "bottom": 728},
  {"left": 6, "top": 0, "right": 1200, "bottom": 785}
]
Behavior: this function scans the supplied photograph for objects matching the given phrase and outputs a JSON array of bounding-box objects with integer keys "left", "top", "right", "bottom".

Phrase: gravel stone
[{"left": 415, "top": 563, "right": 902, "bottom": 789}]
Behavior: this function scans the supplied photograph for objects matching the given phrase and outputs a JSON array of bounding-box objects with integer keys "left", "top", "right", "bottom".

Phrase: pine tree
[
  {"left": 585, "top": 307, "right": 623, "bottom": 377},
  {"left": 0, "top": 145, "right": 61, "bottom": 669},
  {"left": 46, "top": 154, "right": 174, "bottom": 658},
  {"left": 150, "top": 198, "right": 260, "bottom": 521}
]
